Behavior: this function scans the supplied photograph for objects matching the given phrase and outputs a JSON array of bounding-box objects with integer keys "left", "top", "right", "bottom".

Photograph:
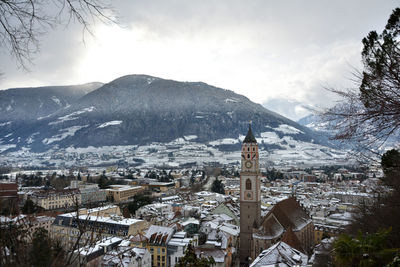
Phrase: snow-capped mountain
[
  {"left": 297, "top": 114, "right": 326, "bottom": 132},
  {"left": 0, "top": 75, "right": 348, "bottom": 167},
  {"left": 0, "top": 82, "right": 103, "bottom": 122}
]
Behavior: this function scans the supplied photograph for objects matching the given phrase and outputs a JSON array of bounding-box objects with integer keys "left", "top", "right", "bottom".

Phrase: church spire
[{"left": 244, "top": 122, "right": 257, "bottom": 143}]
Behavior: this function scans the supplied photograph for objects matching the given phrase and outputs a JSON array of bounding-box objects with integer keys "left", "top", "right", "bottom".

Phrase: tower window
[
  {"left": 246, "top": 179, "right": 252, "bottom": 190},
  {"left": 247, "top": 147, "right": 250, "bottom": 151},
  {"left": 253, "top": 147, "right": 255, "bottom": 151},
  {"left": 247, "top": 154, "right": 250, "bottom": 159}
]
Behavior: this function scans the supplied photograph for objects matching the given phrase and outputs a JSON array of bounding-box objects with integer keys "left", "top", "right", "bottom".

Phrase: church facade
[{"left": 239, "top": 125, "right": 314, "bottom": 264}]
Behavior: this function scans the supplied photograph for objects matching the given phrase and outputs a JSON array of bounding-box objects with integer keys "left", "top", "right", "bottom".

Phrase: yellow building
[
  {"left": 145, "top": 225, "right": 175, "bottom": 267},
  {"left": 106, "top": 185, "right": 144, "bottom": 203},
  {"left": 29, "top": 189, "right": 81, "bottom": 210},
  {"left": 314, "top": 224, "right": 340, "bottom": 244}
]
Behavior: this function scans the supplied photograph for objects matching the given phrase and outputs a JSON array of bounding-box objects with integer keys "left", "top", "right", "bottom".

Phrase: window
[
  {"left": 247, "top": 154, "right": 250, "bottom": 159},
  {"left": 246, "top": 179, "right": 252, "bottom": 190}
]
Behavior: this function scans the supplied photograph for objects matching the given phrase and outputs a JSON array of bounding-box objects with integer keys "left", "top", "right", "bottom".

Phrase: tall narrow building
[{"left": 239, "top": 124, "right": 261, "bottom": 264}]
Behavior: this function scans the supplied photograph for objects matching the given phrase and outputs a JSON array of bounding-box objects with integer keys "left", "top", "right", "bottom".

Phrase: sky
[{"left": 0, "top": 0, "right": 398, "bottom": 121}]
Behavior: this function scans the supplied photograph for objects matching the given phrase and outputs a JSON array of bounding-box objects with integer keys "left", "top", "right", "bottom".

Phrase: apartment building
[{"left": 29, "top": 189, "right": 81, "bottom": 210}]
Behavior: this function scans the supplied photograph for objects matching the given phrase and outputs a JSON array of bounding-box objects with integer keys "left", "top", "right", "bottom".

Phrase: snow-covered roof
[{"left": 250, "top": 241, "right": 308, "bottom": 267}]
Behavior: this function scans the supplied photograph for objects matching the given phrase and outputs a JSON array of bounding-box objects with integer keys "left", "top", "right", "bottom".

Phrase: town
[
  {"left": 0, "top": 126, "right": 382, "bottom": 266},
  {"left": 0, "top": 2, "right": 399, "bottom": 266}
]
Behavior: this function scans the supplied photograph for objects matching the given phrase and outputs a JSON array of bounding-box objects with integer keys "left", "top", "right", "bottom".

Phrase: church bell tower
[{"left": 239, "top": 123, "right": 261, "bottom": 264}]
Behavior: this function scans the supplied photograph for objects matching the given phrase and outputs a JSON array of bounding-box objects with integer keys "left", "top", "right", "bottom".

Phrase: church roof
[
  {"left": 243, "top": 124, "right": 257, "bottom": 143},
  {"left": 282, "top": 227, "right": 304, "bottom": 253},
  {"left": 254, "top": 214, "right": 284, "bottom": 240},
  {"left": 266, "top": 197, "right": 312, "bottom": 232}
]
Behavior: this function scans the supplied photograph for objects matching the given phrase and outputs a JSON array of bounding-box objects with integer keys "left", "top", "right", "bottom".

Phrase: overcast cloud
[{"left": 0, "top": 0, "right": 397, "bottom": 120}]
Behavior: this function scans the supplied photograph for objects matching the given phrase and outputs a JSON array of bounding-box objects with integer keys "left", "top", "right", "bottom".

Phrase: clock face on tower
[
  {"left": 245, "top": 160, "right": 253, "bottom": 169},
  {"left": 245, "top": 191, "right": 253, "bottom": 200}
]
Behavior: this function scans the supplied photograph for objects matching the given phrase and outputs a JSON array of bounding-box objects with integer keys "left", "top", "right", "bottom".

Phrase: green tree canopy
[{"left": 333, "top": 228, "right": 399, "bottom": 267}]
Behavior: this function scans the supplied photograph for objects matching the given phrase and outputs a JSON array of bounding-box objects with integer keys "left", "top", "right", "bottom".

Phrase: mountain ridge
[{"left": 0, "top": 75, "right": 332, "bottom": 155}]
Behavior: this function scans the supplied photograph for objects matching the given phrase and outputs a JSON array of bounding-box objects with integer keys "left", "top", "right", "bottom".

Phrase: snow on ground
[
  {"left": 306, "top": 121, "right": 330, "bottom": 132},
  {"left": 1, "top": 127, "right": 349, "bottom": 168},
  {"left": 98, "top": 121, "right": 123, "bottom": 128},
  {"left": 273, "top": 124, "right": 303, "bottom": 134},
  {"left": 225, "top": 98, "right": 239, "bottom": 103},
  {"left": 42, "top": 125, "right": 88, "bottom": 145},
  {"left": 0, "top": 137, "right": 349, "bottom": 168},
  {"left": 147, "top": 77, "right": 156, "bottom": 84},
  {"left": 51, "top": 96, "right": 62, "bottom": 106},
  {"left": 259, "top": 132, "right": 281, "bottom": 144},
  {"left": 49, "top": 107, "right": 95, "bottom": 125},
  {"left": 209, "top": 138, "right": 239, "bottom": 146},
  {"left": 0, "top": 144, "right": 16, "bottom": 153},
  {"left": 65, "top": 145, "right": 137, "bottom": 154},
  {"left": 37, "top": 114, "right": 53, "bottom": 120},
  {"left": 0, "top": 122, "right": 11, "bottom": 126},
  {"left": 26, "top": 132, "right": 40, "bottom": 144},
  {"left": 184, "top": 135, "right": 198, "bottom": 141}
]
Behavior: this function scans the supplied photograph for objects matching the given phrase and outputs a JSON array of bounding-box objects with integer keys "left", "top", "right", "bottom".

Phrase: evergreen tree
[
  {"left": 211, "top": 177, "right": 225, "bottom": 194},
  {"left": 125, "top": 195, "right": 153, "bottom": 215},
  {"left": 381, "top": 149, "right": 400, "bottom": 190},
  {"left": 98, "top": 175, "right": 109, "bottom": 189},
  {"left": 175, "top": 243, "right": 215, "bottom": 267},
  {"left": 30, "top": 228, "right": 53, "bottom": 267},
  {"left": 22, "top": 199, "right": 38, "bottom": 214}
]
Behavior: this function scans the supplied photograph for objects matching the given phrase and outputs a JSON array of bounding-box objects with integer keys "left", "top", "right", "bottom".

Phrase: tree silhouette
[{"left": 323, "top": 8, "right": 400, "bottom": 155}]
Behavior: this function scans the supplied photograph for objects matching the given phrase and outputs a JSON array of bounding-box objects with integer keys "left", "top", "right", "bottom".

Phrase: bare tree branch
[{"left": 0, "top": 0, "right": 116, "bottom": 70}]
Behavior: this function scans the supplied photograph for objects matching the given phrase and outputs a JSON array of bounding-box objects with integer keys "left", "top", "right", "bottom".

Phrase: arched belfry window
[{"left": 246, "top": 179, "right": 252, "bottom": 190}]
